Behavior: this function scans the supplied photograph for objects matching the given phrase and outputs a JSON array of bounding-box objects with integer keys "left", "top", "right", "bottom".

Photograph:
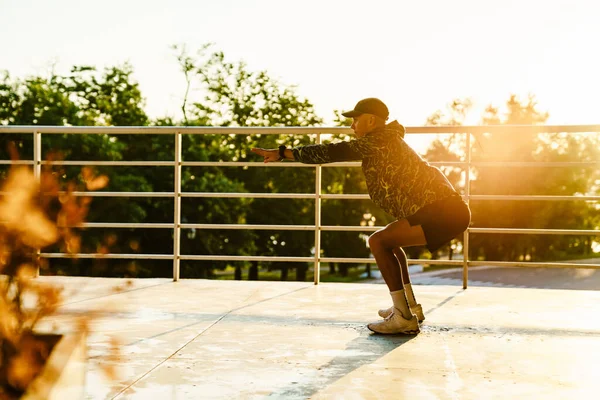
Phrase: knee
[{"left": 368, "top": 231, "right": 387, "bottom": 253}]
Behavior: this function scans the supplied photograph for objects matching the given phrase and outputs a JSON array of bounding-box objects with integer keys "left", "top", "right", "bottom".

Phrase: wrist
[{"left": 278, "top": 145, "right": 286, "bottom": 161}]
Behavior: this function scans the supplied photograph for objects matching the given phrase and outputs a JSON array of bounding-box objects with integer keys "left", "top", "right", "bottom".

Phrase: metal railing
[{"left": 1, "top": 124, "right": 600, "bottom": 288}]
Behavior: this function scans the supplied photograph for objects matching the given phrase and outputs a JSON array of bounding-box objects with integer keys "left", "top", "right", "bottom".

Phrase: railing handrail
[
  {"left": 1, "top": 124, "right": 600, "bottom": 134},
  {"left": 2, "top": 124, "right": 600, "bottom": 287}
]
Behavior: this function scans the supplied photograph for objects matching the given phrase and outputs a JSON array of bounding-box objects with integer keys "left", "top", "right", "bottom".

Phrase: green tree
[
  {"left": 471, "top": 95, "right": 599, "bottom": 261},
  {"left": 420, "top": 98, "right": 473, "bottom": 260},
  {"left": 0, "top": 66, "right": 164, "bottom": 276},
  {"left": 173, "top": 44, "right": 323, "bottom": 280},
  {"left": 320, "top": 110, "right": 374, "bottom": 278},
  {"left": 425, "top": 95, "right": 600, "bottom": 262}
]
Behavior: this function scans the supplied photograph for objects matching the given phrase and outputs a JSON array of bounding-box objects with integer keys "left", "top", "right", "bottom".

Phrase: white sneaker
[
  {"left": 378, "top": 303, "right": 425, "bottom": 322},
  {"left": 368, "top": 308, "right": 420, "bottom": 335}
]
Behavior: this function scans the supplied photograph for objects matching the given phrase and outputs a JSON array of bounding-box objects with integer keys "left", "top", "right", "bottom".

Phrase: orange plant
[{"left": 0, "top": 146, "right": 108, "bottom": 399}]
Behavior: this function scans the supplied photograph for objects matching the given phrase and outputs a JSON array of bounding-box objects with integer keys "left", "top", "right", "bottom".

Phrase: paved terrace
[{"left": 40, "top": 276, "right": 600, "bottom": 399}]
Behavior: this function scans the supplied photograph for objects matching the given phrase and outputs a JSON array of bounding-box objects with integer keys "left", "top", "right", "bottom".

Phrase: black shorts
[{"left": 406, "top": 195, "right": 471, "bottom": 253}]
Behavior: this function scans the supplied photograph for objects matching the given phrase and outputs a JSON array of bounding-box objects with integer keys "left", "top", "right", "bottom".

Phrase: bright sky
[{"left": 1, "top": 0, "right": 599, "bottom": 127}]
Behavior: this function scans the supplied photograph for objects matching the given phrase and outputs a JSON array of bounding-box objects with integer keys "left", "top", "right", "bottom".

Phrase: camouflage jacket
[{"left": 292, "top": 120, "right": 458, "bottom": 219}]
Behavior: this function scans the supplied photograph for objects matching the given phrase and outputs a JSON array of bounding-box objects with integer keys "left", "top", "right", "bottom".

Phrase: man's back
[{"left": 359, "top": 121, "right": 458, "bottom": 219}]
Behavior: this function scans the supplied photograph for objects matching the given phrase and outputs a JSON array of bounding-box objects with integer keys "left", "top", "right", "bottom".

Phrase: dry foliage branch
[{"left": 0, "top": 147, "right": 108, "bottom": 399}]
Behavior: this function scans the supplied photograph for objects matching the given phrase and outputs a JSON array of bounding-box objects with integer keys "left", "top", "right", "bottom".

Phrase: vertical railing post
[
  {"left": 33, "top": 131, "right": 42, "bottom": 277},
  {"left": 314, "top": 132, "right": 322, "bottom": 285},
  {"left": 463, "top": 131, "right": 472, "bottom": 289},
  {"left": 173, "top": 131, "right": 182, "bottom": 282}
]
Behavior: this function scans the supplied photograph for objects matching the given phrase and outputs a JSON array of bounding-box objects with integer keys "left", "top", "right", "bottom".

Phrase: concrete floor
[
  {"left": 434, "top": 265, "right": 600, "bottom": 290},
  {"left": 39, "top": 276, "right": 600, "bottom": 399},
  {"left": 370, "top": 265, "right": 600, "bottom": 290}
]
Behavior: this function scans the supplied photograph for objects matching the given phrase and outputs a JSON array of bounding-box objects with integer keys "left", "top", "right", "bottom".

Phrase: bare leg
[
  {"left": 393, "top": 247, "right": 410, "bottom": 285},
  {"left": 371, "top": 245, "right": 404, "bottom": 292},
  {"left": 393, "top": 247, "right": 419, "bottom": 306},
  {"left": 368, "top": 219, "right": 426, "bottom": 320},
  {"left": 369, "top": 219, "right": 426, "bottom": 292},
  {"left": 366, "top": 219, "right": 426, "bottom": 334}
]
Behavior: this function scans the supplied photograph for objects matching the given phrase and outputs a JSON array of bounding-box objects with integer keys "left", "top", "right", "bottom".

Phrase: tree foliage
[
  {"left": 425, "top": 95, "right": 600, "bottom": 261},
  {"left": 2, "top": 49, "right": 598, "bottom": 281}
]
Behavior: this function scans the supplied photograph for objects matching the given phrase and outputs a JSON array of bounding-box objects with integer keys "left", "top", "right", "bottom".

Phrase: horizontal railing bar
[
  {"left": 41, "top": 161, "right": 175, "bottom": 166},
  {"left": 471, "top": 161, "right": 600, "bottom": 167},
  {"left": 0, "top": 191, "right": 365, "bottom": 199},
  {"left": 40, "top": 253, "right": 174, "bottom": 260},
  {"left": 318, "top": 260, "right": 600, "bottom": 268},
  {"left": 181, "top": 193, "right": 600, "bottom": 201},
  {"left": 319, "top": 257, "right": 463, "bottom": 265},
  {"left": 6, "top": 160, "right": 599, "bottom": 168},
  {"left": 468, "top": 261, "right": 600, "bottom": 269},
  {"left": 184, "top": 161, "right": 315, "bottom": 168},
  {"left": 326, "top": 161, "right": 597, "bottom": 168},
  {"left": 180, "top": 255, "right": 314, "bottom": 262},
  {"left": 0, "top": 126, "right": 352, "bottom": 135},
  {"left": 80, "top": 222, "right": 174, "bottom": 229},
  {"left": 70, "top": 223, "right": 382, "bottom": 232},
  {"left": 0, "top": 191, "right": 177, "bottom": 198},
  {"left": 470, "top": 228, "right": 600, "bottom": 235},
  {"left": 320, "top": 257, "right": 376, "bottom": 263},
  {"left": 410, "top": 259, "right": 464, "bottom": 266},
  {"left": 53, "top": 223, "right": 600, "bottom": 236},
  {"left": 2, "top": 124, "right": 599, "bottom": 135},
  {"left": 181, "top": 161, "right": 468, "bottom": 168},
  {"left": 180, "top": 256, "right": 460, "bottom": 264},
  {"left": 36, "top": 222, "right": 314, "bottom": 230},
  {"left": 180, "top": 223, "right": 315, "bottom": 231},
  {"left": 3, "top": 191, "right": 598, "bottom": 202},
  {"left": 0, "top": 160, "right": 34, "bottom": 165},
  {"left": 69, "top": 191, "right": 175, "bottom": 198},
  {"left": 321, "top": 225, "right": 379, "bottom": 232},
  {"left": 402, "top": 125, "right": 600, "bottom": 134},
  {"left": 319, "top": 162, "right": 467, "bottom": 167},
  {"left": 181, "top": 192, "right": 315, "bottom": 199},
  {"left": 320, "top": 194, "right": 371, "bottom": 200},
  {"left": 470, "top": 195, "right": 600, "bottom": 201},
  {"left": 38, "top": 252, "right": 600, "bottom": 268},
  {"left": 324, "top": 226, "right": 600, "bottom": 235},
  {"left": 0, "top": 160, "right": 467, "bottom": 168}
]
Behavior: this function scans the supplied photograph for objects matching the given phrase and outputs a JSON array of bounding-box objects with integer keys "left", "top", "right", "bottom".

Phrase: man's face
[{"left": 351, "top": 114, "right": 375, "bottom": 138}]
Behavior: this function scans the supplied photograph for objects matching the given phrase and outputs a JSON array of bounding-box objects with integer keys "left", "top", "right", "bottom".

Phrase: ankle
[
  {"left": 390, "top": 290, "right": 412, "bottom": 320},
  {"left": 393, "top": 307, "right": 412, "bottom": 320}
]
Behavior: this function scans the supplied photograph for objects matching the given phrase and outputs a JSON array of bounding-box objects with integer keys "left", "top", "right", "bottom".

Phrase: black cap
[{"left": 341, "top": 98, "right": 389, "bottom": 120}]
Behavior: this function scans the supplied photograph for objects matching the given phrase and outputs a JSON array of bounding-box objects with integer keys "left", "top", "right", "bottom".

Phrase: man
[{"left": 251, "top": 98, "right": 471, "bottom": 334}]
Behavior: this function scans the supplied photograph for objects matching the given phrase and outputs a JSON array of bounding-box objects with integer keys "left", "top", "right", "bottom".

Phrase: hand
[{"left": 251, "top": 147, "right": 281, "bottom": 163}]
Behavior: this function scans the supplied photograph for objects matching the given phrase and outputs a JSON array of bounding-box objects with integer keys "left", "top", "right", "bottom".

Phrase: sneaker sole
[{"left": 367, "top": 326, "right": 421, "bottom": 335}]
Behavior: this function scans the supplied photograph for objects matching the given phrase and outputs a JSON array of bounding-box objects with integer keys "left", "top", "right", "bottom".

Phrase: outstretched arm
[
  {"left": 252, "top": 141, "right": 364, "bottom": 164},
  {"left": 252, "top": 122, "right": 403, "bottom": 164},
  {"left": 251, "top": 147, "right": 294, "bottom": 163}
]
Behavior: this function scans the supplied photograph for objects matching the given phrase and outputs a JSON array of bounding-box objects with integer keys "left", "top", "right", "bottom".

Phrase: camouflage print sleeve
[
  {"left": 292, "top": 141, "right": 363, "bottom": 164},
  {"left": 292, "top": 144, "right": 332, "bottom": 164},
  {"left": 293, "top": 134, "right": 386, "bottom": 164},
  {"left": 344, "top": 134, "right": 384, "bottom": 158}
]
